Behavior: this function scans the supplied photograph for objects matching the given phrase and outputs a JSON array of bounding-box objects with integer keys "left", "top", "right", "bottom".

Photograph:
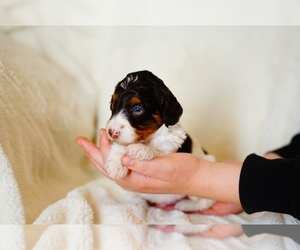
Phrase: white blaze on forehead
[
  {"left": 106, "top": 111, "right": 136, "bottom": 145},
  {"left": 120, "top": 80, "right": 128, "bottom": 89},
  {"left": 120, "top": 74, "right": 138, "bottom": 89}
]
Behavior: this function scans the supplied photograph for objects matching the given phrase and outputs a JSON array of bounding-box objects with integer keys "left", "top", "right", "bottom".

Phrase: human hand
[
  {"left": 76, "top": 129, "right": 241, "bottom": 205},
  {"left": 118, "top": 152, "right": 205, "bottom": 195},
  {"left": 76, "top": 129, "right": 112, "bottom": 178},
  {"left": 76, "top": 129, "right": 207, "bottom": 196},
  {"left": 193, "top": 201, "right": 243, "bottom": 216}
]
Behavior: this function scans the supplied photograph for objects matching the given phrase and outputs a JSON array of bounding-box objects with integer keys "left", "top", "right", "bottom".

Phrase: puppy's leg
[
  {"left": 104, "top": 143, "right": 128, "bottom": 179},
  {"left": 126, "top": 143, "right": 159, "bottom": 161}
]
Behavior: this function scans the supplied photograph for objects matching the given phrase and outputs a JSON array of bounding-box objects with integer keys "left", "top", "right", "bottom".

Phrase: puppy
[{"left": 105, "top": 70, "right": 215, "bottom": 211}]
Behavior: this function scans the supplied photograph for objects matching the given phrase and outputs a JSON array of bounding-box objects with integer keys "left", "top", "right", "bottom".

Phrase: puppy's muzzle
[{"left": 108, "top": 128, "right": 120, "bottom": 139}]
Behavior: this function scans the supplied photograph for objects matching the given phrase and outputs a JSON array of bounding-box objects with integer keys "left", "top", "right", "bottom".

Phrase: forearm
[{"left": 189, "top": 159, "right": 242, "bottom": 204}]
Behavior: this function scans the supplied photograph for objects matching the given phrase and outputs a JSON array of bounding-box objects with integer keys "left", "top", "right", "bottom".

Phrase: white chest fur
[{"left": 147, "top": 123, "right": 187, "bottom": 156}]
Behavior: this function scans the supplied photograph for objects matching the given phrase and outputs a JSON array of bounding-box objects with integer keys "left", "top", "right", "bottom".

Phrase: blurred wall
[{"left": 1, "top": 26, "right": 300, "bottom": 160}]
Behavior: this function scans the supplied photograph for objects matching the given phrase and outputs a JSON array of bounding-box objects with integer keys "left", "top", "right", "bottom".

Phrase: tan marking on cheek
[
  {"left": 136, "top": 119, "right": 162, "bottom": 141},
  {"left": 152, "top": 114, "right": 163, "bottom": 125},
  {"left": 136, "top": 128, "right": 157, "bottom": 141}
]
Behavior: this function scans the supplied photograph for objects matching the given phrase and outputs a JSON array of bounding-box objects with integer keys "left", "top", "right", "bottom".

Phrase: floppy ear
[{"left": 158, "top": 87, "right": 183, "bottom": 127}]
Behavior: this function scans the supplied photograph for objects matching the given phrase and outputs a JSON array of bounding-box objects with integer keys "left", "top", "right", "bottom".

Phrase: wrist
[
  {"left": 188, "top": 159, "right": 242, "bottom": 205},
  {"left": 186, "top": 158, "right": 214, "bottom": 198},
  {"left": 263, "top": 152, "right": 283, "bottom": 159}
]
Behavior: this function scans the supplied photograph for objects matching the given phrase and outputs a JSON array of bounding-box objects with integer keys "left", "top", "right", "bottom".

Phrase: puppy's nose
[{"left": 108, "top": 128, "right": 120, "bottom": 139}]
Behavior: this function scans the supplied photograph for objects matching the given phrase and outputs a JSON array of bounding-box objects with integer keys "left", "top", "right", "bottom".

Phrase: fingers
[
  {"left": 76, "top": 136, "right": 101, "bottom": 161},
  {"left": 98, "top": 129, "right": 111, "bottom": 160},
  {"left": 76, "top": 136, "right": 103, "bottom": 168},
  {"left": 75, "top": 129, "right": 112, "bottom": 177},
  {"left": 76, "top": 131, "right": 187, "bottom": 195},
  {"left": 197, "top": 202, "right": 243, "bottom": 216},
  {"left": 114, "top": 170, "right": 154, "bottom": 192},
  {"left": 121, "top": 155, "right": 151, "bottom": 175},
  {"left": 121, "top": 154, "right": 175, "bottom": 179},
  {"left": 175, "top": 201, "right": 242, "bottom": 216}
]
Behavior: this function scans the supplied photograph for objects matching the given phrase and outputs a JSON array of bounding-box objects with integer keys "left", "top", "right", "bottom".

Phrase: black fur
[
  {"left": 177, "top": 134, "right": 193, "bottom": 153},
  {"left": 177, "top": 134, "right": 210, "bottom": 155},
  {"left": 110, "top": 70, "right": 183, "bottom": 133}
]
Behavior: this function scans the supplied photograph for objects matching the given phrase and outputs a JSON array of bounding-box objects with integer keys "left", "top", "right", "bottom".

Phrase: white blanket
[
  {"left": 1, "top": 24, "right": 300, "bottom": 249},
  {"left": 30, "top": 178, "right": 298, "bottom": 249}
]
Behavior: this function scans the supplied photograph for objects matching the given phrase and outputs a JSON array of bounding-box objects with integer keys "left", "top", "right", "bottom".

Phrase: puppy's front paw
[
  {"left": 126, "top": 144, "right": 155, "bottom": 160},
  {"left": 105, "top": 159, "right": 128, "bottom": 179}
]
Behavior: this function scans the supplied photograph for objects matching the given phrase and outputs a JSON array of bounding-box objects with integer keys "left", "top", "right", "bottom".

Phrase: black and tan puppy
[{"left": 105, "top": 70, "right": 215, "bottom": 211}]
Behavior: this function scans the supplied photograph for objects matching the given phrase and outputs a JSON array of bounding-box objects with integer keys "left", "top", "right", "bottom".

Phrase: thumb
[
  {"left": 121, "top": 155, "right": 156, "bottom": 177},
  {"left": 121, "top": 155, "right": 135, "bottom": 167}
]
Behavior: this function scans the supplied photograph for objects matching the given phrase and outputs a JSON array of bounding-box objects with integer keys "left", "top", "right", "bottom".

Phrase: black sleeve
[
  {"left": 270, "top": 134, "right": 300, "bottom": 158},
  {"left": 239, "top": 154, "right": 300, "bottom": 220}
]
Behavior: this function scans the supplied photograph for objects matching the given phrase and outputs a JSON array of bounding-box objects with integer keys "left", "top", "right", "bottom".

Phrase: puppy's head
[{"left": 106, "top": 70, "right": 183, "bottom": 145}]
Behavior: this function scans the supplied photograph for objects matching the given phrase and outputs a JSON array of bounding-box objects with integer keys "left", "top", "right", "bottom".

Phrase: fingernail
[
  {"left": 75, "top": 138, "right": 83, "bottom": 147},
  {"left": 100, "top": 128, "right": 106, "bottom": 137},
  {"left": 122, "top": 155, "right": 134, "bottom": 166}
]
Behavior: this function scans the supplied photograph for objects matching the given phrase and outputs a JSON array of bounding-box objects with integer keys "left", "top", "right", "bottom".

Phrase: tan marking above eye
[{"left": 130, "top": 97, "right": 141, "bottom": 106}]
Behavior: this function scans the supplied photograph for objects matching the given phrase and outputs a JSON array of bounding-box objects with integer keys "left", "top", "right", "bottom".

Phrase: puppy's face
[{"left": 106, "top": 70, "right": 183, "bottom": 145}]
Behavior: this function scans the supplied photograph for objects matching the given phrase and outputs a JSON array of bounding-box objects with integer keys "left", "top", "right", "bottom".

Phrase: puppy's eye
[{"left": 133, "top": 106, "right": 143, "bottom": 115}]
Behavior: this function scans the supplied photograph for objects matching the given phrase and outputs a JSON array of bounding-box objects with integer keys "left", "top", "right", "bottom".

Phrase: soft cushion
[{"left": 0, "top": 38, "right": 97, "bottom": 223}]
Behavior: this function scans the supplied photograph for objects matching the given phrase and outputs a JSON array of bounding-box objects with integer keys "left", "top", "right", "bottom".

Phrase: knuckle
[{"left": 138, "top": 161, "right": 151, "bottom": 176}]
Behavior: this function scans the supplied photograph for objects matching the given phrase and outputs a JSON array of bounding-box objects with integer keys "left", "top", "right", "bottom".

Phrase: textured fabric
[{"left": 0, "top": 38, "right": 97, "bottom": 223}]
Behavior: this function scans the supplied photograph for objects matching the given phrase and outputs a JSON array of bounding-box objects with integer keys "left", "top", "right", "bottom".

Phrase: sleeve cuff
[{"left": 239, "top": 154, "right": 294, "bottom": 216}]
